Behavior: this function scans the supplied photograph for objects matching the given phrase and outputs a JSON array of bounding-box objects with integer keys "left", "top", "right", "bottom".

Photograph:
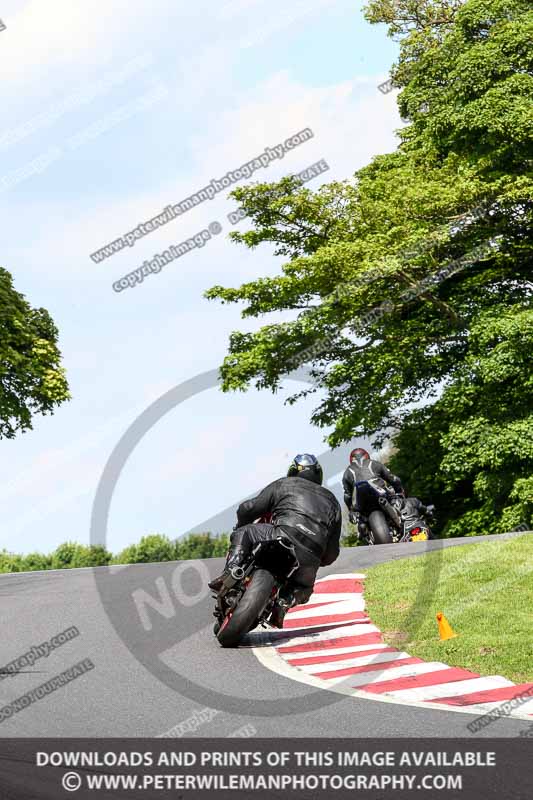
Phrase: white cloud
[
  {"left": 6, "top": 69, "right": 402, "bottom": 288},
  {"left": 0, "top": 5, "right": 404, "bottom": 555},
  {"left": 190, "top": 69, "right": 402, "bottom": 181},
  {"left": 0, "top": 0, "right": 161, "bottom": 94}
]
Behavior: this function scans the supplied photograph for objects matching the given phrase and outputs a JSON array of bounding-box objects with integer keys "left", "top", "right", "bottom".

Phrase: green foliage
[
  {"left": 0, "top": 550, "right": 25, "bottom": 573},
  {"left": 116, "top": 532, "right": 230, "bottom": 564},
  {"left": 77, "top": 544, "right": 112, "bottom": 567},
  {"left": 50, "top": 542, "right": 81, "bottom": 569},
  {"left": 394, "top": 0, "right": 533, "bottom": 172},
  {"left": 391, "top": 308, "right": 533, "bottom": 535},
  {"left": 50, "top": 542, "right": 112, "bottom": 569},
  {"left": 0, "top": 267, "right": 70, "bottom": 439},
  {"left": 341, "top": 522, "right": 361, "bottom": 548},
  {"left": 20, "top": 552, "right": 53, "bottom": 571},
  {"left": 176, "top": 532, "right": 230, "bottom": 560},
  {"left": 113, "top": 544, "right": 140, "bottom": 565},
  {"left": 130, "top": 534, "right": 176, "bottom": 564},
  {"left": 365, "top": 534, "right": 533, "bottom": 683},
  {"left": 205, "top": 0, "right": 532, "bottom": 537},
  {"left": 364, "top": 0, "right": 463, "bottom": 41},
  {"left": 0, "top": 543, "right": 111, "bottom": 573},
  {"left": 0, "top": 532, "right": 230, "bottom": 574}
]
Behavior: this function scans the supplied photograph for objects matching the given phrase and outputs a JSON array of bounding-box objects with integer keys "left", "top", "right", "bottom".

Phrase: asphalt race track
[{"left": 0, "top": 533, "right": 530, "bottom": 738}]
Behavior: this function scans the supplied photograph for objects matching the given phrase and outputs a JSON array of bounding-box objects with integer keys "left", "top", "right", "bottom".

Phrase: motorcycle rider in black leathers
[
  {"left": 209, "top": 454, "right": 342, "bottom": 628},
  {"left": 342, "top": 448, "right": 404, "bottom": 538}
]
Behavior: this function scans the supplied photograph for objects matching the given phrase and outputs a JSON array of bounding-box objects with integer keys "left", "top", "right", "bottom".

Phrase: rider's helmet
[
  {"left": 350, "top": 447, "right": 370, "bottom": 463},
  {"left": 287, "top": 453, "right": 323, "bottom": 485}
]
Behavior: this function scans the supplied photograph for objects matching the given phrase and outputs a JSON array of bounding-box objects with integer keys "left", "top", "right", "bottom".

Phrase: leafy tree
[
  {"left": 364, "top": 0, "right": 464, "bottom": 40},
  {"left": 176, "top": 532, "right": 229, "bottom": 560},
  {"left": 51, "top": 542, "right": 80, "bottom": 569},
  {"left": 0, "top": 533, "right": 231, "bottom": 574},
  {"left": 205, "top": 0, "right": 532, "bottom": 534},
  {"left": 126, "top": 534, "right": 176, "bottom": 564},
  {"left": 211, "top": 533, "right": 230, "bottom": 557},
  {"left": 76, "top": 544, "right": 112, "bottom": 567},
  {"left": 21, "top": 552, "right": 53, "bottom": 571},
  {"left": 390, "top": 310, "right": 533, "bottom": 535},
  {"left": 440, "top": 308, "right": 532, "bottom": 533},
  {"left": 0, "top": 550, "right": 25, "bottom": 573},
  {"left": 113, "top": 544, "right": 140, "bottom": 565},
  {"left": 0, "top": 267, "right": 70, "bottom": 438},
  {"left": 388, "top": 0, "right": 533, "bottom": 175},
  {"left": 50, "top": 541, "right": 112, "bottom": 569}
]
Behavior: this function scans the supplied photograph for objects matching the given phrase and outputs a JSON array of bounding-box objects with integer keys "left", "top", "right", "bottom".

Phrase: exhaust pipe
[
  {"left": 378, "top": 496, "right": 402, "bottom": 529},
  {"left": 229, "top": 565, "right": 245, "bottom": 580}
]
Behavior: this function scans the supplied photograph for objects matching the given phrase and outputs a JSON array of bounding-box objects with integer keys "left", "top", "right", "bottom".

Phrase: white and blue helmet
[{"left": 287, "top": 453, "right": 323, "bottom": 485}]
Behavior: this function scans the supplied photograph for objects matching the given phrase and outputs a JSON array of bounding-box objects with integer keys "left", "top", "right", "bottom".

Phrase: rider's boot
[
  {"left": 208, "top": 546, "right": 247, "bottom": 592},
  {"left": 269, "top": 590, "right": 296, "bottom": 629},
  {"left": 357, "top": 519, "right": 369, "bottom": 542}
]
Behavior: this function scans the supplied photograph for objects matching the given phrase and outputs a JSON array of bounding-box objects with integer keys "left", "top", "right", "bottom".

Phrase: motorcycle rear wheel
[
  {"left": 368, "top": 510, "right": 393, "bottom": 544},
  {"left": 216, "top": 569, "right": 275, "bottom": 648}
]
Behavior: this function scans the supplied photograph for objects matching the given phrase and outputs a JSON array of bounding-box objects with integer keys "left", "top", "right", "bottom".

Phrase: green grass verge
[{"left": 364, "top": 534, "right": 533, "bottom": 684}]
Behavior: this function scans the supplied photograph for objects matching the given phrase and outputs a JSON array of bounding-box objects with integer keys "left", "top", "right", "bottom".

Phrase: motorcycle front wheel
[{"left": 216, "top": 569, "right": 275, "bottom": 648}]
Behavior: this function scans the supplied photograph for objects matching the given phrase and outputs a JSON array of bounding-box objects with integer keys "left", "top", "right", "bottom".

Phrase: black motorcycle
[
  {"left": 354, "top": 480, "right": 435, "bottom": 544},
  {"left": 352, "top": 478, "right": 403, "bottom": 544},
  {"left": 392, "top": 498, "right": 435, "bottom": 543},
  {"left": 211, "top": 536, "right": 299, "bottom": 648}
]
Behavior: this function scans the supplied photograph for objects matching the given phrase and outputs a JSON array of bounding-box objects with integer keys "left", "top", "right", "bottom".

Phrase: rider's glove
[{"left": 348, "top": 510, "right": 358, "bottom": 525}]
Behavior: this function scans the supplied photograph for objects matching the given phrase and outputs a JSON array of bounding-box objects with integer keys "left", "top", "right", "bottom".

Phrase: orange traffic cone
[{"left": 436, "top": 612, "right": 458, "bottom": 641}]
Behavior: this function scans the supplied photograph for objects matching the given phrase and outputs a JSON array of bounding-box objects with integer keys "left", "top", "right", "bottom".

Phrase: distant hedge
[{"left": 0, "top": 532, "right": 230, "bottom": 573}]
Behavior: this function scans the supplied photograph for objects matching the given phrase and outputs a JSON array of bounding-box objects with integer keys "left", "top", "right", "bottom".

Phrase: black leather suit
[
  {"left": 231, "top": 476, "right": 342, "bottom": 603},
  {"left": 342, "top": 458, "right": 403, "bottom": 514}
]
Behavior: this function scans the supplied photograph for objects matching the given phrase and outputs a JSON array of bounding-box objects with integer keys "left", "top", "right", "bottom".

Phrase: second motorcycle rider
[{"left": 209, "top": 454, "right": 342, "bottom": 628}]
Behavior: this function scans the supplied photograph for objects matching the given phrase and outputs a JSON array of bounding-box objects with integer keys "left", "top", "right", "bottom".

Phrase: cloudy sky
[{"left": 0, "top": 0, "right": 402, "bottom": 556}]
